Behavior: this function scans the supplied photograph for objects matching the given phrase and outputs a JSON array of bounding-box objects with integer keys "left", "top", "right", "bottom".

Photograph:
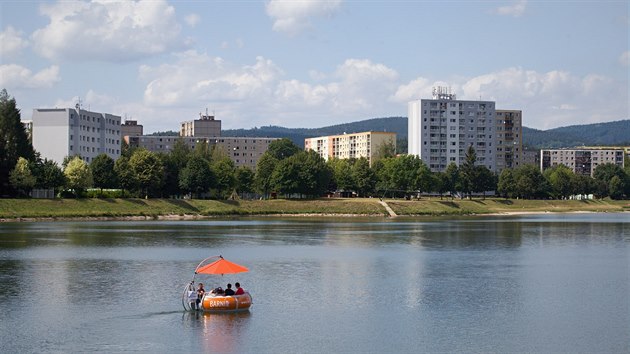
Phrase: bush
[{"left": 85, "top": 189, "right": 126, "bottom": 198}]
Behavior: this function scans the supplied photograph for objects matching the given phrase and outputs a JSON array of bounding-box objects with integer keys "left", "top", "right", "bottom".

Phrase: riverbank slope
[{"left": 0, "top": 198, "right": 628, "bottom": 221}]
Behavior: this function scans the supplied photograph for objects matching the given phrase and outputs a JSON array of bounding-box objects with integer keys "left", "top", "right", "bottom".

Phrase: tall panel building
[
  {"left": 32, "top": 107, "right": 121, "bottom": 165},
  {"left": 495, "top": 110, "right": 523, "bottom": 170},
  {"left": 408, "top": 88, "right": 497, "bottom": 172}
]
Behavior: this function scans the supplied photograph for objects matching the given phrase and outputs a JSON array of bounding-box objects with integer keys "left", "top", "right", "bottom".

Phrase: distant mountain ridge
[{"left": 222, "top": 117, "right": 630, "bottom": 150}]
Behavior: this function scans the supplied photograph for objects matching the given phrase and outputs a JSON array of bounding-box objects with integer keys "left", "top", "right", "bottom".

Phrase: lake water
[{"left": 0, "top": 214, "right": 628, "bottom": 353}]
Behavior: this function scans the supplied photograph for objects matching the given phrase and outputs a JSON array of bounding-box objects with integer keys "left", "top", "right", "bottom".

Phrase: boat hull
[{"left": 200, "top": 292, "right": 252, "bottom": 312}]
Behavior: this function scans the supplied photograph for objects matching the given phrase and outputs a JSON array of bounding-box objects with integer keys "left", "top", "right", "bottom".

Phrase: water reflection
[{"left": 183, "top": 311, "right": 252, "bottom": 353}]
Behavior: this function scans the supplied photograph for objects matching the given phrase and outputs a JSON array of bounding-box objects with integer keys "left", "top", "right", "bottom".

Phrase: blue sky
[{"left": 1, "top": 0, "right": 628, "bottom": 133}]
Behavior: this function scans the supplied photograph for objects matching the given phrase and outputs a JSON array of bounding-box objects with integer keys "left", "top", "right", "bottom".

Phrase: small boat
[
  {"left": 200, "top": 292, "right": 252, "bottom": 311},
  {"left": 182, "top": 255, "right": 253, "bottom": 313}
]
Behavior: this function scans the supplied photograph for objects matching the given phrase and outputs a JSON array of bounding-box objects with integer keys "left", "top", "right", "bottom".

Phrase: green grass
[
  {"left": 0, "top": 197, "right": 627, "bottom": 220},
  {"left": 0, "top": 198, "right": 388, "bottom": 219},
  {"left": 386, "top": 198, "right": 629, "bottom": 215}
]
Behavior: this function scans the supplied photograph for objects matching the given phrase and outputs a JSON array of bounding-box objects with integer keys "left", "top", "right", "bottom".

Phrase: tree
[
  {"left": 376, "top": 155, "right": 426, "bottom": 197},
  {"left": 299, "top": 150, "right": 332, "bottom": 197},
  {"left": 158, "top": 153, "right": 180, "bottom": 198},
  {"left": 570, "top": 173, "right": 595, "bottom": 196},
  {"left": 90, "top": 154, "right": 117, "bottom": 193},
  {"left": 272, "top": 150, "right": 331, "bottom": 198},
  {"left": 171, "top": 139, "right": 192, "bottom": 168},
  {"left": 211, "top": 153, "right": 236, "bottom": 199},
  {"left": 444, "top": 163, "right": 460, "bottom": 199},
  {"left": 512, "top": 164, "right": 549, "bottom": 199},
  {"left": 351, "top": 157, "right": 376, "bottom": 197},
  {"left": 114, "top": 156, "right": 136, "bottom": 197},
  {"left": 32, "top": 158, "right": 65, "bottom": 193},
  {"left": 328, "top": 158, "right": 355, "bottom": 192},
  {"left": 474, "top": 166, "right": 496, "bottom": 199},
  {"left": 608, "top": 175, "right": 625, "bottom": 200},
  {"left": 593, "top": 163, "right": 627, "bottom": 198},
  {"left": 235, "top": 166, "right": 255, "bottom": 198},
  {"left": 497, "top": 168, "right": 516, "bottom": 198},
  {"left": 433, "top": 172, "right": 447, "bottom": 199},
  {"left": 192, "top": 140, "right": 212, "bottom": 161},
  {"left": 0, "top": 89, "right": 35, "bottom": 195},
  {"left": 64, "top": 156, "right": 93, "bottom": 197},
  {"left": 267, "top": 138, "right": 300, "bottom": 160},
  {"left": 271, "top": 155, "right": 301, "bottom": 196},
  {"left": 159, "top": 139, "right": 192, "bottom": 198},
  {"left": 9, "top": 157, "right": 36, "bottom": 196},
  {"left": 179, "top": 156, "right": 212, "bottom": 198},
  {"left": 129, "top": 149, "right": 164, "bottom": 198},
  {"left": 459, "top": 146, "right": 478, "bottom": 199},
  {"left": 255, "top": 153, "right": 279, "bottom": 199},
  {"left": 544, "top": 165, "right": 575, "bottom": 199},
  {"left": 374, "top": 139, "right": 396, "bottom": 162}
]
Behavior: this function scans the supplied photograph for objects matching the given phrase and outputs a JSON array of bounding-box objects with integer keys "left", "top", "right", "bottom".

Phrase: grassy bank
[
  {"left": 387, "top": 198, "right": 630, "bottom": 215},
  {"left": 0, "top": 198, "right": 387, "bottom": 219},
  {"left": 0, "top": 198, "right": 628, "bottom": 220}
]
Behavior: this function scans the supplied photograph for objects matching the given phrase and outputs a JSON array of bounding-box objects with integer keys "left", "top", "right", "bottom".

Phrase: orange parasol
[{"left": 195, "top": 256, "right": 249, "bottom": 275}]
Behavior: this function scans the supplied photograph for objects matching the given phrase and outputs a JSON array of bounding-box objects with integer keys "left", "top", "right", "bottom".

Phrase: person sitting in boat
[
  {"left": 211, "top": 286, "right": 224, "bottom": 296},
  {"left": 235, "top": 282, "right": 244, "bottom": 295},
  {"left": 196, "top": 283, "right": 205, "bottom": 309},
  {"left": 224, "top": 283, "right": 235, "bottom": 296}
]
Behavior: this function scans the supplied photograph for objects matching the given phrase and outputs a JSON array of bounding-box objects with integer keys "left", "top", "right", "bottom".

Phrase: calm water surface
[{"left": 0, "top": 214, "right": 628, "bottom": 353}]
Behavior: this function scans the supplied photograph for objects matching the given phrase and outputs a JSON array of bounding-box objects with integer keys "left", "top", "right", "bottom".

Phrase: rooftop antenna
[{"left": 432, "top": 86, "right": 456, "bottom": 100}]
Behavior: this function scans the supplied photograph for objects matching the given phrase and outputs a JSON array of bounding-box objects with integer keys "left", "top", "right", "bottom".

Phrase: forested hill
[
  {"left": 222, "top": 117, "right": 407, "bottom": 147},
  {"left": 522, "top": 120, "right": 630, "bottom": 148},
  {"left": 221, "top": 117, "right": 630, "bottom": 149}
]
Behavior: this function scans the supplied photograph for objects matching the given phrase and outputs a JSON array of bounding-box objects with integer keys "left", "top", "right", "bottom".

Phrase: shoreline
[
  {"left": 1, "top": 209, "right": 627, "bottom": 223},
  {"left": 1, "top": 198, "right": 627, "bottom": 223}
]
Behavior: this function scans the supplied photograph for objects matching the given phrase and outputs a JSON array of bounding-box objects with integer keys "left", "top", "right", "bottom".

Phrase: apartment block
[
  {"left": 304, "top": 131, "right": 396, "bottom": 165},
  {"left": 126, "top": 136, "right": 278, "bottom": 169},
  {"left": 496, "top": 110, "right": 523, "bottom": 170},
  {"left": 408, "top": 88, "right": 497, "bottom": 172},
  {"left": 32, "top": 107, "right": 121, "bottom": 165},
  {"left": 540, "top": 148, "right": 625, "bottom": 176},
  {"left": 180, "top": 114, "right": 221, "bottom": 137}
]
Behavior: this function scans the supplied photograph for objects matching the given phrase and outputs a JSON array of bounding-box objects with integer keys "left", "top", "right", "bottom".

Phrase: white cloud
[
  {"left": 620, "top": 51, "right": 630, "bottom": 67},
  {"left": 31, "top": 0, "right": 186, "bottom": 62},
  {"left": 266, "top": 0, "right": 342, "bottom": 35},
  {"left": 0, "top": 64, "right": 60, "bottom": 89},
  {"left": 136, "top": 53, "right": 400, "bottom": 129},
  {"left": 0, "top": 26, "right": 29, "bottom": 59},
  {"left": 185, "top": 14, "right": 200, "bottom": 27},
  {"left": 140, "top": 51, "right": 284, "bottom": 108},
  {"left": 495, "top": 0, "right": 527, "bottom": 17}
]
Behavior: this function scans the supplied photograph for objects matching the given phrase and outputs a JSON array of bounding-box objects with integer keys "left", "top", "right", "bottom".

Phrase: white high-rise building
[
  {"left": 408, "top": 87, "right": 497, "bottom": 172},
  {"left": 32, "top": 107, "right": 122, "bottom": 165}
]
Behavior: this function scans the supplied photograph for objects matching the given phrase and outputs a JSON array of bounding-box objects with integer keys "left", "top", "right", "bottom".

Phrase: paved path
[{"left": 378, "top": 200, "right": 397, "bottom": 217}]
